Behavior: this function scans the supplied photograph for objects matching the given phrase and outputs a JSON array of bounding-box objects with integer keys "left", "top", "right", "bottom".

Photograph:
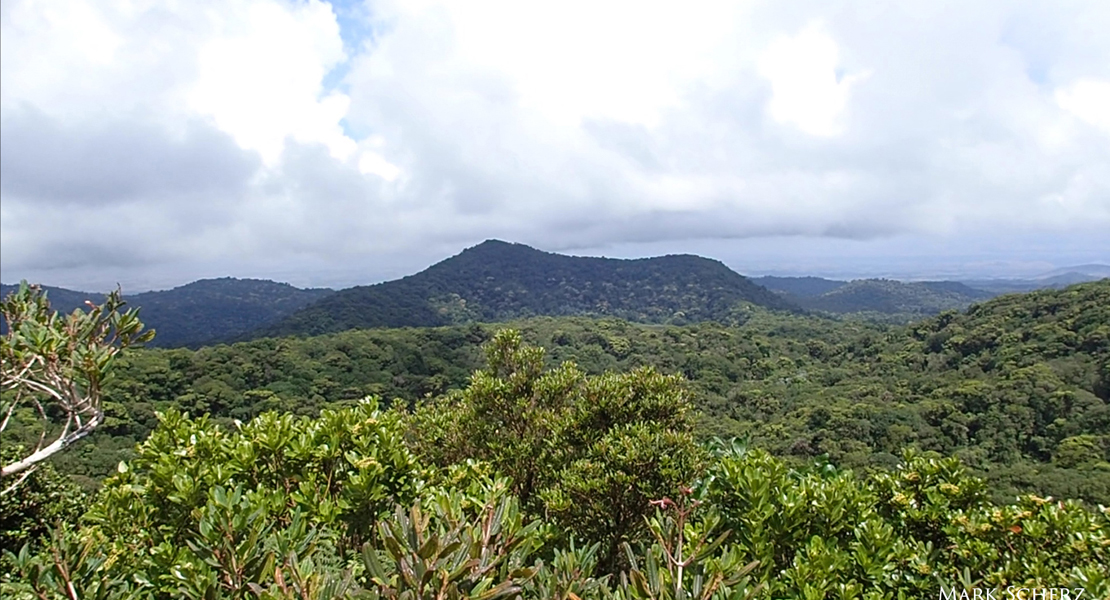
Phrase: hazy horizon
[{"left": 3, "top": 234, "right": 1108, "bottom": 294}]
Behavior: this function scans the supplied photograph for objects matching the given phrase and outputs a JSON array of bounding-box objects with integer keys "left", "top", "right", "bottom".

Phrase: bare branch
[
  {"left": 0, "top": 282, "right": 152, "bottom": 487},
  {"left": 0, "top": 400, "right": 17, "bottom": 434},
  {"left": 0, "top": 465, "right": 39, "bottom": 496}
]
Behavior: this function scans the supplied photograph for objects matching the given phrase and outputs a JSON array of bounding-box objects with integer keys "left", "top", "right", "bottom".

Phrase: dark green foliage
[
  {"left": 127, "top": 278, "right": 334, "bottom": 348},
  {"left": 254, "top": 240, "right": 797, "bottom": 338},
  {"left": 0, "top": 446, "right": 87, "bottom": 554},
  {"left": 750, "top": 276, "right": 847, "bottom": 298},
  {"left": 795, "top": 278, "right": 995, "bottom": 319}
]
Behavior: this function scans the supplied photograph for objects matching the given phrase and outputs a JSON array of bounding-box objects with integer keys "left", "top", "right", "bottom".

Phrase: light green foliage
[
  {"left": 704, "top": 446, "right": 1110, "bottom": 597},
  {"left": 5, "top": 524, "right": 136, "bottom": 599},
  {"left": 542, "top": 423, "right": 704, "bottom": 570},
  {"left": 90, "top": 400, "right": 424, "bottom": 553},
  {"left": 410, "top": 331, "right": 706, "bottom": 569},
  {"left": 613, "top": 490, "right": 762, "bottom": 600},
  {"left": 3, "top": 308, "right": 1110, "bottom": 598},
  {"left": 1, "top": 281, "right": 153, "bottom": 481},
  {"left": 360, "top": 487, "right": 543, "bottom": 599},
  {"left": 2, "top": 401, "right": 1108, "bottom": 598}
]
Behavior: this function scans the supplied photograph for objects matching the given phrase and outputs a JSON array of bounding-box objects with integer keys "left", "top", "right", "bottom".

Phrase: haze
[{"left": 2, "top": 0, "right": 1108, "bottom": 292}]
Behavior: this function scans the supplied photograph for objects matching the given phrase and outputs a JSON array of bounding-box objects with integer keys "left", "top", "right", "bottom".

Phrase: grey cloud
[
  {"left": 5, "top": 0, "right": 1110, "bottom": 291},
  {"left": 582, "top": 119, "right": 662, "bottom": 171},
  {"left": 251, "top": 141, "right": 389, "bottom": 254},
  {"left": 0, "top": 111, "right": 265, "bottom": 277},
  {"left": 0, "top": 108, "right": 260, "bottom": 205}
]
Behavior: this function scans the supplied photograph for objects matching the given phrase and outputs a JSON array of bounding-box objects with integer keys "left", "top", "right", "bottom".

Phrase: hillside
[
  {"left": 1, "top": 278, "right": 333, "bottom": 347},
  {"left": 755, "top": 276, "right": 996, "bottom": 318},
  {"left": 252, "top": 240, "right": 798, "bottom": 338},
  {"left": 750, "top": 275, "right": 845, "bottom": 298},
  {"left": 800, "top": 278, "right": 995, "bottom": 315},
  {"left": 960, "top": 265, "right": 1110, "bottom": 294},
  {"left": 0, "top": 283, "right": 104, "bottom": 316}
]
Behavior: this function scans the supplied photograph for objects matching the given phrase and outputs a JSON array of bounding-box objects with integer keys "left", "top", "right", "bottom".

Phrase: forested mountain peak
[
  {"left": 0, "top": 278, "right": 333, "bottom": 348},
  {"left": 250, "top": 241, "right": 798, "bottom": 339}
]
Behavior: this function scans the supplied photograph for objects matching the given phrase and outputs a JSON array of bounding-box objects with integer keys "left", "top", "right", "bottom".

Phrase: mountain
[
  {"left": 126, "top": 278, "right": 334, "bottom": 347},
  {"left": 753, "top": 276, "right": 996, "bottom": 317},
  {"left": 252, "top": 240, "right": 799, "bottom": 338},
  {"left": 750, "top": 275, "right": 846, "bottom": 298},
  {"left": 960, "top": 265, "right": 1110, "bottom": 294},
  {"left": 1035, "top": 264, "right": 1110, "bottom": 280},
  {"left": 799, "top": 279, "right": 995, "bottom": 316},
  {"left": 1, "top": 278, "right": 333, "bottom": 347},
  {"left": 0, "top": 283, "right": 104, "bottom": 317}
]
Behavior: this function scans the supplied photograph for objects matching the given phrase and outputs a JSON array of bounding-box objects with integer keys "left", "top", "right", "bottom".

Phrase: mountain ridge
[
  {"left": 8, "top": 247, "right": 1105, "bottom": 344},
  {"left": 0, "top": 278, "right": 333, "bottom": 347},
  {"left": 249, "top": 239, "right": 799, "bottom": 338}
]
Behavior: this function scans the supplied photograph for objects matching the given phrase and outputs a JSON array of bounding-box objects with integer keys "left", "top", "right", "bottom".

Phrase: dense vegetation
[
  {"left": 750, "top": 276, "right": 847, "bottom": 298},
  {"left": 0, "top": 279, "right": 333, "bottom": 348},
  {"left": 7, "top": 280, "right": 1105, "bottom": 507},
  {"left": 252, "top": 240, "right": 797, "bottom": 339},
  {"left": 4, "top": 333, "right": 1108, "bottom": 598}
]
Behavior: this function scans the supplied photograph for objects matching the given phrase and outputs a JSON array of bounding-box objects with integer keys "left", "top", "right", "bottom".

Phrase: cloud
[
  {"left": 1, "top": 0, "right": 1108, "bottom": 290},
  {"left": 0, "top": 108, "right": 259, "bottom": 205},
  {"left": 1056, "top": 79, "right": 1110, "bottom": 134},
  {"left": 188, "top": 0, "right": 355, "bottom": 162},
  {"left": 757, "top": 23, "right": 868, "bottom": 136}
]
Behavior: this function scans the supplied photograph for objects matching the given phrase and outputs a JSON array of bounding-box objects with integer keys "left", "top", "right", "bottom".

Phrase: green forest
[{"left": 2, "top": 281, "right": 1109, "bottom": 598}]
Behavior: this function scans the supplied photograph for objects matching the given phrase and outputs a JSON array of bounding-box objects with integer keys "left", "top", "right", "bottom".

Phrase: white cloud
[
  {"left": 2, "top": 0, "right": 1109, "bottom": 289},
  {"left": 1055, "top": 78, "right": 1110, "bottom": 134},
  {"left": 188, "top": 0, "right": 356, "bottom": 162},
  {"left": 757, "top": 23, "right": 867, "bottom": 136},
  {"left": 374, "top": 0, "right": 746, "bottom": 128},
  {"left": 358, "top": 151, "right": 402, "bottom": 181}
]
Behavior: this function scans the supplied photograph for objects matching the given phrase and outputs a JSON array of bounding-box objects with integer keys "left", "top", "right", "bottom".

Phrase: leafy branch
[{"left": 1, "top": 282, "right": 153, "bottom": 487}]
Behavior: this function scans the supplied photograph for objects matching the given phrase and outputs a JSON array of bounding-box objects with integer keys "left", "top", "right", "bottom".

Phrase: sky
[{"left": 1, "top": 0, "right": 1108, "bottom": 292}]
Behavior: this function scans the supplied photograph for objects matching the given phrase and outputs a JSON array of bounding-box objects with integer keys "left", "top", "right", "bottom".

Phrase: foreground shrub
[
  {"left": 3, "top": 422, "right": 1109, "bottom": 599},
  {"left": 410, "top": 330, "right": 706, "bottom": 570},
  {"left": 706, "top": 445, "right": 1110, "bottom": 597}
]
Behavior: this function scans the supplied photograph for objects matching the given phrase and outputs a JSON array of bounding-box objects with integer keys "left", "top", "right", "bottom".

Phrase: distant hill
[
  {"left": 961, "top": 267, "right": 1110, "bottom": 294},
  {"left": 750, "top": 276, "right": 846, "bottom": 298},
  {"left": 252, "top": 240, "right": 799, "bottom": 338},
  {"left": 754, "top": 276, "right": 996, "bottom": 317},
  {"left": 1035, "top": 264, "right": 1110, "bottom": 280},
  {"left": 1, "top": 278, "right": 333, "bottom": 347},
  {"left": 0, "top": 283, "right": 104, "bottom": 317},
  {"left": 801, "top": 279, "right": 995, "bottom": 315}
]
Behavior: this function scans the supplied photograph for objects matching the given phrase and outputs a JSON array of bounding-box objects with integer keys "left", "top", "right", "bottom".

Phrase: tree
[
  {"left": 1, "top": 282, "right": 153, "bottom": 490},
  {"left": 408, "top": 330, "right": 706, "bottom": 571}
]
